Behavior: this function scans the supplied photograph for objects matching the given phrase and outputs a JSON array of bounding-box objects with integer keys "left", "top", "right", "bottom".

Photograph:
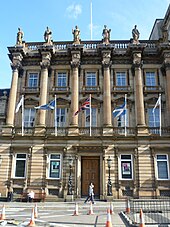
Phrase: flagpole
[
  {"left": 21, "top": 95, "right": 24, "bottom": 136},
  {"left": 90, "top": 0, "right": 93, "bottom": 40},
  {"left": 125, "top": 94, "right": 127, "bottom": 136},
  {"left": 54, "top": 95, "right": 57, "bottom": 136},
  {"left": 159, "top": 94, "right": 161, "bottom": 136},
  {"left": 89, "top": 94, "right": 92, "bottom": 136}
]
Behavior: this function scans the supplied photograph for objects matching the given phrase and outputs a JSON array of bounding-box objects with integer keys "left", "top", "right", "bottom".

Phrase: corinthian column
[
  {"left": 133, "top": 52, "right": 146, "bottom": 131},
  {"left": 6, "top": 54, "right": 22, "bottom": 126},
  {"left": 102, "top": 51, "right": 112, "bottom": 127}
]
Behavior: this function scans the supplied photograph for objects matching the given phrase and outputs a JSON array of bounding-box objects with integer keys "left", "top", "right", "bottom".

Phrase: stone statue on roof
[
  {"left": 72, "top": 25, "right": 80, "bottom": 44},
  {"left": 16, "top": 28, "right": 24, "bottom": 46},
  {"left": 102, "top": 25, "right": 111, "bottom": 44},
  {"left": 132, "top": 25, "right": 140, "bottom": 44},
  {"left": 44, "top": 26, "right": 52, "bottom": 44}
]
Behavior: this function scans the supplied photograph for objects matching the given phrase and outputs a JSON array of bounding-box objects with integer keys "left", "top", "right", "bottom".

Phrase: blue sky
[{"left": 0, "top": 0, "right": 169, "bottom": 88}]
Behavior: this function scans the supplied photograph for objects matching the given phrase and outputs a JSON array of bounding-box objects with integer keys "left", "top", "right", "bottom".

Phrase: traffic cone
[
  {"left": 87, "top": 202, "right": 94, "bottom": 215},
  {"left": 34, "top": 203, "right": 38, "bottom": 218},
  {"left": 110, "top": 202, "right": 113, "bottom": 215},
  {"left": 126, "top": 198, "right": 130, "bottom": 213},
  {"left": 27, "top": 208, "right": 35, "bottom": 226},
  {"left": 139, "top": 208, "right": 146, "bottom": 227},
  {"left": 73, "top": 203, "right": 79, "bottom": 216},
  {"left": 0, "top": 204, "right": 6, "bottom": 220},
  {"left": 106, "top": 208, "right": 112, "bottom": 227}
]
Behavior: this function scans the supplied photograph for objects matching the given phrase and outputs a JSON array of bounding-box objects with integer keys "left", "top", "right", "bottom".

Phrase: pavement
[{"left": 0, "top": 200, "right": 128, "bottom": 227}]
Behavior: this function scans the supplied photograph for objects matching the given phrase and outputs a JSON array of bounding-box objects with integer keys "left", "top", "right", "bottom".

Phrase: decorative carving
[
  {"left": 102, "top": 25, "right": 111, "bottom": 44},
  {"left": 70, "top": 61, "right": 80, "bottom": 68},
  {"left": 102, "top": 60, "right": 112, "bottom": 68},
  {"left": 72, "top": 25, "right": 80, "bottom": 44},
  {"left": 44, "top": 27, "right": 52, "bottom": 45},
  {"left": 132, "top": 52, "right": 143, "bottom": 68},
  {"left": 72, "top": 53, "right": 80, "bottom": 59},
  {"left": 132, "top": 25, "right": 140, "bottom": 44},
  {"left": 40, "top": 61, "right": 50, "bottom": 69},
  {"left": 16, "top": 28, "right": 24, "bottom": 46}
]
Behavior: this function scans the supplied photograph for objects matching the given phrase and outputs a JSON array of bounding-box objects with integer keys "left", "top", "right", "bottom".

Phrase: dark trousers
[{"left": 84, "top": 194, "right": 94, "bottom": 203}]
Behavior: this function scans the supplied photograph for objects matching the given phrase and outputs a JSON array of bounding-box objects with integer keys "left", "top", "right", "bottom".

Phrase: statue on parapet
[
  {"left": 72, "top": 25, "right": 80, "bottom": 44},
  {"left": 16, "top": 28, "right": 24, "bottom": 46},
  {"left": 132, "top": 25, "right": 140, "bottom": 44},
  {"left": 102, "top": 25, "right": 111, "bottom": 44},
  {"left": 44, "top": 26, "right": 52, "bottom": 44}
]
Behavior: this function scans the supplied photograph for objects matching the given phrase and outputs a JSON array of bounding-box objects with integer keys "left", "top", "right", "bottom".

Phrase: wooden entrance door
[{"left": 81, "top": 156, "right": 100, "bottom": 197}]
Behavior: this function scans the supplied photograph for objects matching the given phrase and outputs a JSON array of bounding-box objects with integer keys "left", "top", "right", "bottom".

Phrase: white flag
[
  {"left": 15, "top": 96, "right": 24, "bottom": 113},
  {"left": 152, "top": 95, "right": 161, "bottom": 113}
]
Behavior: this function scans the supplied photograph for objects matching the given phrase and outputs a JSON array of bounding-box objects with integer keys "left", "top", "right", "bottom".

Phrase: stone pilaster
[
  {"left": 36, "top": 52, "right": 51, "bottom": 133},
  {"left": 102, "top": 50, "right": 113, "bottom": 135},
  {"left": 132, "top": 52, "right": 148, "bottom": 135},
  {"left": 6, "top": 53, "right": 22, "bottom": 127}
]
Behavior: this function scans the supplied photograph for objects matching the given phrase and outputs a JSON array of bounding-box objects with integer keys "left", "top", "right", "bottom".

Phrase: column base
[
  {"left": 103, "top": 126, "right": 113, "bottom": 136},
  {"left": 137, "top": 125, "right": 149, "bottom": 136},
  {"left": 68, "top": 126, "right": 79, "bottom": 136},
  {"left": 34, "top": 126, "right": 46, "bottom": 136},
  {"left": 2, "top": 125, "right": 13, "bottom": 136}
]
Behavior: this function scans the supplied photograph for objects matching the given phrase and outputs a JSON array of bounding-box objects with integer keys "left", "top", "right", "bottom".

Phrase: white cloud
[{"left": 66, "top": 3, "right": 82, "bottom": 19}]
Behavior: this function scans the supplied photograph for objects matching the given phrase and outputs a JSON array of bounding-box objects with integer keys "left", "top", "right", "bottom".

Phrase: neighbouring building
[{"left": 1, "top": 5, "right": 170, "bottom": 201}]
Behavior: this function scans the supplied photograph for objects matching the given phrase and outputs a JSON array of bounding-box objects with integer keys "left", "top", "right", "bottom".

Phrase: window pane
[
  {"left": 15, "top": 160, "right": 26, "bottom": 177},
  {"left": 51, "top": 154, "right": 60, "bottom": 159},
  {"left": 85, "top": 108, "right": 97, "bottom": 127},
  {"left": 17, "top": 154, "right": 26, "bottom": 159},
  {"left": 121, "top": 155, "right": 131, "bottom": 160},
  {"left": 56, "top": 108, "right": 66, "bottom": 127},
  {"left": 57, "top": 73, "right": 67, "bottom": 88},
  {"left": 146, "top": 72, "right": 156, "bottom": 86},
  {"left": 28, "top": 73, "right": 38, "bottom": 87},
  {"left": 116, "top": 109, "right": 129, "bottom": 127},
  {"left": 86, "top": 72, "right": 96, "bottom": 86},
  {"left": 157, "top": 161, "right": 168, "bottom": 179},
  {"left": 116, "top": 72, "right": 126, "bottom": 86},
  {"left": 157, "top": 155, "right": 167, "bottom": 160},
  {"left": 24, "top": 108, "right": 35, "bottom": 127},
  {"left": 148, "top": 108, "right": 160, "bottom": 127},
  {"left": 49, "top": 161, "right": 60, "bottom": 178}
]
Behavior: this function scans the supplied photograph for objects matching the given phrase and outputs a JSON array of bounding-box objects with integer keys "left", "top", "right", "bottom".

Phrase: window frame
[
  {"left": 24, "top": 108, "right": 36, "bottom": 128},
  {"left": 14, "top": 153, "right": 27, "bottom": 179},
  {"left": 85, "top": 107, "right": 97, "bottom": 127},
  {"left": 55, "top": 108, "right": 66, "bottom": 127},
  {"left": 56, "top": 72, "right": 67, "bottom": 89},
  {"left": 115, "top": 72, "right": 127, "bottom": 87},
  {"left": 85, "top": 72, "right": 97, "bottom": 87},
  {"left": 145, "top": 71, "right": 157, "bottom": 87},
  {"left": 155, "top": 154, "right": 169, "bottom": 180},
  {"left": 48, "top": 154, "right": 61, "bottom": 179},
  {"left": 119, "top": 154, "right": 133, "bottom": 180},
  {"left": 28, "top": 73, "right": 39, "bottom": 88}
]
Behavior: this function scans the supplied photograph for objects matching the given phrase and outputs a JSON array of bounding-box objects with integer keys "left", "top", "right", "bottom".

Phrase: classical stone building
[{"left": 1, "top": 5, "right": 170, "bottom": 201}]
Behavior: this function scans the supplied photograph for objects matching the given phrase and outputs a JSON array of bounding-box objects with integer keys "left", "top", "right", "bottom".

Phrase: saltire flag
[
  {"left": 112, "top": 103, "right": 126, "bottom": 118},
  {"left": 15, "top": 96, "right": 24, "bottom": 113},
  {"left": 152, "top": 95, "right": 161, "bottom": 113},
  {"left": 34, "top": 99, "right": 55, "bottom": 110},
  {"left": 74, "top": 97, "right": 90, "bottom": 116}
]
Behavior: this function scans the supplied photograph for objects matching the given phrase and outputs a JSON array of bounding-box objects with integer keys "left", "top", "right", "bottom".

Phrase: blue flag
[
  {"left": 113, "top": 103, "right": 126, "bottom": 118},
  {"left": 34, "top": 99, "right": 55, "bottom": 110}
]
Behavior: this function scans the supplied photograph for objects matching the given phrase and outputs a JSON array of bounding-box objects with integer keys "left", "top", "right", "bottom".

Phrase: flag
[
  {"left": 15, "top": 96, "right": 24, "bottom": 113},
  {"left": 74, "top": 97, "right": 90, "bottom": 116},
  {"left": 34, "top": 99, "right": 55, "bottom": 110},
  {"left": 152, "top": 96, "right": 161, "bottom": 113},
  {"left": 113, "top": 103, "right": 126, "bottom": 118}
]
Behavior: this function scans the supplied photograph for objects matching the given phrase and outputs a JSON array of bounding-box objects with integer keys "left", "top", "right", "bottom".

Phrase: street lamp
[
  {"left": 107, "top": 156, "right": 112, "bottom": 196},
  {"left": 67, "top": 156, "right": 73, "bottom": 195},
  {"left": 0, "top": 155, "right": 2, "bottom": 166}
]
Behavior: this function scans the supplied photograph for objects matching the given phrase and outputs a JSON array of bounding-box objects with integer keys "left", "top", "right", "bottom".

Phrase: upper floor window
[
  {"left": 24, "top": 108, "right": 35, "bottom": 127},
  {"left": 145, "top": 72, "right": 156, "bottom": 87},
  {"left": 28, "top": 73, "right": 38, "bottom": 88},
  {"left": 86, "top": 72, "right": 96, "bottom": 86},
  {"left": 57, "top": 73, "right": 67, "bottom": 90},
  {"left": 14, "top": 154, "right": 27, "bottom": 178},
  {"left": 148, "top": 108, "right": 160, "bottom": 127},
  {"left": 49, "top": 154, "right": 61, "bottom": 179},
  {"left": 156, "top": 155, "right": 169, "bottom": 180},
  {"left": 116, "top": 109, "right": 129, "bottom": 127},
  {"left": 116, "top": 72, "right": 127, "bottom": 86},
  {"left": 56, "top": 108, "right": 66, "bottom": 127},
  {"left": 119, "top": 154, "right": 133, "bottom": 180},
  {"left": 85, "top": 108, "right": 97, "bottom": 127}
]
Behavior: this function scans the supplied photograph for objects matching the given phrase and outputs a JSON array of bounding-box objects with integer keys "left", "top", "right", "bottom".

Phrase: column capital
[
  {"left": 102, "top": 60, "right": 112, "bottom": 68},
  {"left": 102, "top": 50, "right": 112, "bottom": 68},
  {"left": 132, "top": 52, "right": 143, "bottom": 69}
]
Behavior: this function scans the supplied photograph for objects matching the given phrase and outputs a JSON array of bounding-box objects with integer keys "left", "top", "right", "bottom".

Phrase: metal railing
[{"left": 127, "top": 198, "right": 170, "bottom": 225}]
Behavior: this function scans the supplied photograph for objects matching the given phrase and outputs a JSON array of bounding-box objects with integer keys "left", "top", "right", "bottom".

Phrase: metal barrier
[{"left": 128, "top": 198, "right": 170, "bottom": 224}]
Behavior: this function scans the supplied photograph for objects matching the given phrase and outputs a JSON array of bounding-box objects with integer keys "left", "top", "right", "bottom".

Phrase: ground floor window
[
  {"left": 14, "top": 154, "right": 27, "bottom": 178},
  {"left": 119, "top": 154, "right": 133, "bottom": 180},
  {"left": 156, "top": 154, "right": 169, "bottom": 180},
  {"left": 49, "top": 154, "right": 61, "bottom": 179}
]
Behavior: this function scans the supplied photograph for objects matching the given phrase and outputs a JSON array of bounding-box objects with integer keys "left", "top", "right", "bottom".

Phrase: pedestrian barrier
[
  {"left": 34, "top": 203, "right": 38, "bottom": 218},
  {"left": 87, "top": 202, "right": 94, "bottom": 215},
  {"left": 73, "top": 203, "right": 79, "bottom": 216},
  {"left": 110, "top": 202, "right": 113, "bottom": 215},
  {"left": 28, "top": 208, "right": 35, "bottom": 226},
  {"left": 139, "top": 208, "right": 145, "bottom": 227},
  {"left": 0, "top": 204, "right": 6, "bottom": 220},
  {"left": 126, "top": 198, "right": 130, "bottom": 213},
  {"left": 106, "top": 208, "right": 112, "bottom": 227}
]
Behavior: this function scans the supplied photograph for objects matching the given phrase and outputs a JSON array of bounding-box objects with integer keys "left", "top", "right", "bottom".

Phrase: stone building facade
[{"left": 1, "top": 6, "right": 170, "bottom": 201}]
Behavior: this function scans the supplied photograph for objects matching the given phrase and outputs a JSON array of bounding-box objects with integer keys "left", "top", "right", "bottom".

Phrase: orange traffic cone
[
  {"left": 34, "top": 203, "right": 38, "bottom": 218},
  {"left": 106, "top": 208, "right": 112, "bottom": 227},
  {"left": 0, "top": 204, "right": 6, "bottom": 220},
  {"left": 110, "top": 202, "right": 113, "bottom": 215},
  {"left": 139, "top": 208, "right": 146, "bottom": 227},
  {"left": 28, "top": 208, "right": 35, "bottom": 226},
  {"left": 73, "top": 203, "right": 79, "bottom": 216},
  {"left": 126, "top": 198, "right": 130, "bottom": 213},
  {"left": 87, "top": 202, "right": 94, "bottom": 215}
]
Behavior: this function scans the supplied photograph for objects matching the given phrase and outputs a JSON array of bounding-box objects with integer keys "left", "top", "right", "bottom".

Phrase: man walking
[{"left": 84, "top": 182, "right": 95, "bottom": 204}]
